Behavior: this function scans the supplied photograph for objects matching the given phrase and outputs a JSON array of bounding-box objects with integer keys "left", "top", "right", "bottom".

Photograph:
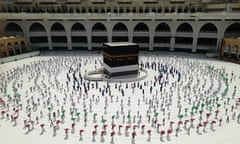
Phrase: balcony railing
[
  {"left": 176, "top": 32, "right": 193, "bottom": 37},
  {"left": 175, "top": 44, "right": 192, "bottom": 49},
  {"left": 1, "top": 13, "right": 240, "bottom": 21},
  {"left": 31, "top": 43, "right": 49, "bottom": 47},
  {"left": 199, "top": 32, "right": 217, "bottom": 38},
  {"left": 155, "top": 32, "right": 171, "bottom": 37},
  {"left": 72, "top": 43, "right": 88, "bottom": 47},
  {"left": 51, "top": 31, "right": 66, "bottom": 36},
  {"left": 29, "top": 32, "right": 47, "bottom": 37},
  {"left": 154, "top": 43, "right": 170, "bottom": 47},
  {"left": 197, "top": 45, "right": 216, "bottom": 50},
  {"left": 52, "top": 42, "right": 67, "bottom": 47},
  {"left": 71, "top": 31, "right": 87, "bottom": 36}
]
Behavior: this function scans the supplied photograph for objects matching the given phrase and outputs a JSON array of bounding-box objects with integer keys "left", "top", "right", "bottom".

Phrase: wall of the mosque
[{"left": 1, "top": 19, "right": 240, "bottom": 53}]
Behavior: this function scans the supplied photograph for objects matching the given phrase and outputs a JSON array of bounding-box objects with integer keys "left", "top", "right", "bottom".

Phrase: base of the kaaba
[{"left": 84, "top": 68, "right": 147, "bottom": 82}]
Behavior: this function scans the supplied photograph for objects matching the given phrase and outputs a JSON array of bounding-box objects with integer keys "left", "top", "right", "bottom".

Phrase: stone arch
[
  {"left": 7, "top": 42, "right": 14, "bottom": 56},
  {"left": 29, "top": 23, "right": 48, "bottom": 51},
  {"left": 139, "top": 7, "right": 143, "bottom": 13},
  {"left": 92, "top": 23, "right": 107, "bottom": 32},
  {"left": 133, "top": 23, "right": 149, "bottom": 50},
  {"left": 0, "top": 43, "right": 6, "bottom": 57},
  {"left": 183, "top": 6, "right": 188, "bottom": 13},
  {"left": 175, "top": 23, "right": 193, "bottom": 52},
  {"left": 224, "top": 23, "right": 240, "bottom": 38},
  {"left": 155, "top": 23, "right": 171, "bottom": 32},
  {"left": 113, "top": 23, "right": 128, "bottom": 32},
  {"left": 72, "top": 23, "right": 86, "bottom": 32},
  {"left": 126, "top": 7, "right": 130, "bottom": 13},
  {"left": 113, "top": 7, "right": 118, "bottom": 13},
  {"left": 132, "top": 7, "right": 136, "bottom": 13},
  {"left": 134, "top": 23, "right": 149, "bottom": 32},
  {"left": 51, "top": 23, "right": 67, "bottom": 50},
  {"left": 92, "top": 23, "right": 108, "bottom": 50},
  {"left": 5, "top": 23, "right": 24, "bottom": 37},
  {"left": 51, "top": 23, "right": 65, "bottom": 32},
  {"left": 157, "top": 7, "right": 162, "bottom": 13},
  {"left": 71, "top": 23, "right": 87, "bottom": 50},
  {"left": 200, "top": 23, "right": 218, "bottom": 33},
  {"left": 30, "top": 23, "right": 46, "bottom": 32},
  {"left": 119, "top": 7, "right": 124, "bottom": 13},
  {"left": 69, "top": 7, "right": 74, "bottom": 13},
  {"left": 177, "top": 6, "right": 183, "bottom": 13},
  {"left": 106, "top": 7, "right": 111, "bottom": 13},
  {"left": 164, "top": 7, "right": 170, "bottom": 13},
  {"left": 14, "top": 41, "right": 20, "bottom": 54},
  {"left": 154, "top": 23, "right": 171, "bottom": 51},
  {"left": 21, "top": 40, "right": 27, "bottom": 52},
  {"left": 176, "top": 23, "right": 193, "bottom": 32},
  {"left": 112, "top": 23, "right": 128, "bottom": 42},
  {"left": 151, "top": 7, "right": 156, "bottom": 13},
  {"left": 145, "top": 7, "right": 150, "bottom": 13},
  {"left": 197, "top": 23, "right": 218, "bottom": 53}
]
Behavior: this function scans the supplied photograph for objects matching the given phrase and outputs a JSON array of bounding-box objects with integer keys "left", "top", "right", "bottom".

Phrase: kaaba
[{"left": 102, "top": 42, "right": 139, "bottom": 77}]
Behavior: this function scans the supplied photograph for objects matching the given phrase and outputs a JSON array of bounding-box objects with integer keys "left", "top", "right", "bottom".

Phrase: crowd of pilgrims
[{"left": 0, "top": 54, "right": 240, "bottom": 143}]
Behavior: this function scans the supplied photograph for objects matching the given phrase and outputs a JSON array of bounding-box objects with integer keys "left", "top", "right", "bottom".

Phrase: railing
[
  {"left": 155, "top": 32, "right": 171, "bottom": 36},
  {"left": 71, "top": 31, "right": 87, "bottom": 36},
  {"left": 29, "top": 32, "right": 47, "bottom": 37},
  {"left": 175, "top": 43, "right": 192, "bottom": 48},
  {"left": 199, "top": 32, "right": 217, "bottom": 38},
  {"left": 52, "top": 43, "right": 67, "bottom": 47},
  {"left": 51, "top": 31, "right": 66, "bottom": 36},
  {"left": 197, "top": 45, "right": 216, "bottom": 50},
  {"left": 72, "top": 43, "right": 88, "bottom": 47},
  {"left": 31, "top": 43, "right": 49, "bottom": 47},
  {"left": 154, "top": 43, "right": 170, "bottom": 47},
  {"left": 1, "top": 12, "right": 239, "bottom": 21},
  {"left": 112, "top": 31, "right": 128, "bottom": 36},
  {"left": 176, "top": 32, "right": 193, "bottom": 37}
]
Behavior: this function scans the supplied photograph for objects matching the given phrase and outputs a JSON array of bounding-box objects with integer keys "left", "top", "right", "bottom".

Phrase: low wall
[{"left": 0, "top": 51, "right": 40, "bottom": 64}]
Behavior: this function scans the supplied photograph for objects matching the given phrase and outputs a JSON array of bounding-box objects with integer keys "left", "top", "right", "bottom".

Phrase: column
[
  {"left": 108, "top": 30, "right": 112, "bottom": 42},
  {"left": 5, "top": 43, "right": 9, "bottom": 56},
  {"left": 129, "top": 32, "right": 133, "bottom": 43},
  {"left": 170, "top": 37, "right": 175, "bottom": 51},
  {"left": 87, "top": 33, "right": 92, "bottom": 50},
  {"left": 67, "top": 35, "right": 72, "bottom": 50},
  {"left": 192, "top": 37, "right": 197, "bottom": 53},
  {"left": 23, "top": 30, "right": 31, "bottom": 51},
  {"left": 149, "top": 32, "right": 154, "bottom": 51},
  {"left": 107, "top": 22, "right": 113, "bottom": 43},
  {"left": 65, "top": 25, "right": 72, "bottom": 50},
  {"left": 47, "top": 31, "right": 53, "bottom": 50},
  {"left": 216, "top": 38, "right": 222, "bottom": 53}
]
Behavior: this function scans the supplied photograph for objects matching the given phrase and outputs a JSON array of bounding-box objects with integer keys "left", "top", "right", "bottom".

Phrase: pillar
[
  {"left": 216, "top": 38, "right": 222, "bottom": 53},
  {"left": 129, "top": 32, "right": 133, "bottom": 43},
  {"left": 170, "top": 37, "right": 175, "bottom": 51},
  {"left": 87, "top": 33, "right": 92, "bottom": 50},
  {"left": 108, "top": 30, "right": 112, "bottom": 43},
  {"left": 12, "top": 41, "right": 16, "bottom": 55},
  {"left": 67, "top": 35, "right": 72, "bottom": 50},
  {"left": 192, "top": 37, "right": 197, "bottom": 53},
  {"left": 149, "top": 32, "right": 154, "bottom": 51},
  {"left": 4, "top": 42, "right": 9, "bottom": 56},
  {"left": 47, "top": 33, "right": 53, "bottom": 50},
  {"left": 23, "top": 30, "right": 31, "bottom": 51}
]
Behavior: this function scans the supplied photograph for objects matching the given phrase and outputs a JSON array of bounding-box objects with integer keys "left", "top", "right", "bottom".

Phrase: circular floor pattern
[{"left": 0, "top": 52, "right": 240, "bottom": 144}]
